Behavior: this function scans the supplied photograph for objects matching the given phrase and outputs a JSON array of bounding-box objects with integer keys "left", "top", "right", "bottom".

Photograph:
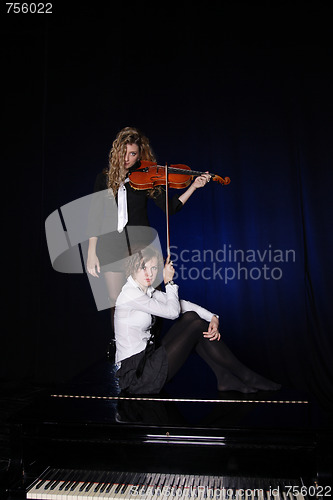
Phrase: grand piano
[{"left": 5, "top": 357, "right": 333, "bottom": 500}]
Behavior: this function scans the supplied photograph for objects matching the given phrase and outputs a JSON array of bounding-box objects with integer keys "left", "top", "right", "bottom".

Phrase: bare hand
[
  {"left": 203, "top": 315, "right": 221, "bottom": 341},
  {"left": 87, "top": 253, "right": 100, "bottom": 277},
  {"left": 163, "top": 256, "right": 175, "bottom": 284},
  {"left": 192, "top": 172, "right": 211, "bottom": 189}
]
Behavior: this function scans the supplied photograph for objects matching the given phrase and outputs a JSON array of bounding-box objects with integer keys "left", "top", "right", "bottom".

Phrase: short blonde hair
[{"left": 125, "top": 246, "right": 163, "bottom": 279}]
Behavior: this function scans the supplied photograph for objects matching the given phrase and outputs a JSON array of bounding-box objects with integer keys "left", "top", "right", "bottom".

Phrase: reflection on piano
[{"left": 6, "top": 359, "right": 333, "bottom": 499}]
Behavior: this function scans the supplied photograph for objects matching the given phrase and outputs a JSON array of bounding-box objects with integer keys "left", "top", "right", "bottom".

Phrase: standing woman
[
  {"left": 86, "top": 127, "right": 210, "bottom": 331},
  {"left": 114, "top": 247, "right": 281, "bottom": 395}
]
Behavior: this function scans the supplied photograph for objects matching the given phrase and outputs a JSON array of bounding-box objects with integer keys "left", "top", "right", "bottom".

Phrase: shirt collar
[{"left": 128, "top": 275, "right": 155, "bottom": 297}]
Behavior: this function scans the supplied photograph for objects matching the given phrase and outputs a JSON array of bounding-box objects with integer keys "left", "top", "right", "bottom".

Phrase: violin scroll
[{"left": 212, "top": 174, "right": 231, "bottom": 185}]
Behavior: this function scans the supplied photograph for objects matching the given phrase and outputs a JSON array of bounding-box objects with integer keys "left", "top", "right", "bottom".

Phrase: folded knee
[
  {"left": 181, "top": 311, "right": 208, "bottom": 334},
  {"left": 182, "top": 311, "right": 200, "bottom": 322}
]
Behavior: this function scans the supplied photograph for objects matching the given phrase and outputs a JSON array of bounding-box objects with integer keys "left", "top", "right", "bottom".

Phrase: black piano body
[{"left": 4, "top": 360, "right": 333, "bottom": 499}]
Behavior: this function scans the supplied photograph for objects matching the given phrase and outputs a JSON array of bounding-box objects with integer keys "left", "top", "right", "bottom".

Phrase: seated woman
[{"left": 114, "top": 247, "right": 281, "bottom": 395}]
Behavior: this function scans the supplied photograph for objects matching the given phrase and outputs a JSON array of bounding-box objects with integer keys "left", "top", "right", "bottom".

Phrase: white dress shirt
[{"left": 114, "top": 276, "right": 217, "bottom": 363}]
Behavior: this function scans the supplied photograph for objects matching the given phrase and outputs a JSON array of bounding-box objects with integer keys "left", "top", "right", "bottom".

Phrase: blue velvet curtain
[{"left": 4, "top": 2, "right": 332, "bottom": 411}]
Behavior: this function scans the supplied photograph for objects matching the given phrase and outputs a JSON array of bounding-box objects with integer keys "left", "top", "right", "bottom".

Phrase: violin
[
  {"left": 128, "top": 160, "right": 230, "bottom": 190},
  {"left": 128, "top": 160, "right": 230, "bottom": 260}
]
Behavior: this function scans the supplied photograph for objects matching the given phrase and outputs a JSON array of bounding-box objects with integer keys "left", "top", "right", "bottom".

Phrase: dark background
[{"left": 2, "top": 2, "right": 332, "bottom": 412}]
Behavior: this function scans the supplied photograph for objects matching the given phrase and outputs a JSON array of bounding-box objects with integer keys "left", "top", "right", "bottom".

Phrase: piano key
[
  {"left": 182, "top": 474, "right": 194, "bottom": 499},
  {"left": 212, "top": 476, "right": 222, "bottom": 500},
  {"left": 245, "top": 486, "right": 255, "bottom": 500},
  {"left": 207, "top": 475, "right": 215, "bottom": 500},
  {"left": 89, "top": 470, "right": 113, "bottom": 497},
  {"left": 190, "top": 474, "right": 200, "bottom": 496},
  {"left": 53, "top": 470, "right": 106, "bottom": 500},
  {"left": 197, "top": 476, "right": 208, "bottom": 500},
  {"left": 159, "top": 473, "right": 174, "bottom": 500},
  {"left": 171, "top": 473, "right": 186, "bottom": 500},
  {"left": 26, "top": 470, "right": 318, "bottom": 500},
  {"left": 46, "top": 469, "right": 66, "bottom": 492},
  {"left": 27, "top": 474, "right": 65, "bottom": 499},
  {"left": 113, "top": 473, "right": 148, "bottom": 500},
  {"left": 93, "top": 475, "right": 121, "bottom": 500},
  {"left": 50, "top": 470, "right": 73, "bottom": 492},
  {"left": 27, "top": 468, "right": 62, "bottom": 499},
  {"left": 180, "top": 474, "right": 192, "bottom": 497},
  {"left": 140, "top": 473, "right": 157, "bottom": 500},
  {"left": 147, "top": 473, "right": 160, "bottom": 496},
  {"left": 62, "top": 470, "right": 92, "bottom": 499},
  {"left": 174, "top": 473, "right": 189, "bottom": 500},
  {"left": 145, "top": 472, "right": 159, "bottom": 498},
  {"left": 192, "top": 474, "right": 200, "bottom": 498},
  {"left": 96, "top": 470, "right": 115, "bottom": 490},
  {"left": 94, "top": 471, "right": 124, "bottom": 499},
  {"left": 49, "top": 470, "right": 85, "bottom": 500},
  {"left": 117, "top": 471, "right": 140, "bottom": 500},
  {"left": 113, "top": 471, "right": 136, "bottom": 499},
  {"left": 209, "top": 476, "right": 218, "bottom": 500}
]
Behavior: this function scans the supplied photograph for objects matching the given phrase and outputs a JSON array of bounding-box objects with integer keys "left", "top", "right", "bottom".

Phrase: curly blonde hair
[{"left": 107, "top": 126, "right": 158, "bottom": 196}]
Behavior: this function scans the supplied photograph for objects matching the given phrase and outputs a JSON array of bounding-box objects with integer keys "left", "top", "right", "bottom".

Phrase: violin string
[{"left": 165, "top": 163, "right": 170, "bottom": 259}]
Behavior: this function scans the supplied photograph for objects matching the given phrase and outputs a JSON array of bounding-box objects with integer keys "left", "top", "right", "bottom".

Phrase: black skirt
[
  {"left": 97, "top": 225, "right": 159, "bottom": 271},
  {"left": 116, "top": 345, "right": 168, "bottom": 394}
]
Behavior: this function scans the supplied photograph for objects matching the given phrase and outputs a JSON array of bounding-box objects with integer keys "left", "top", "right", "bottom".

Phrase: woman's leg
[
  {"left": 196, "top": 337, "right": 281, "bottom": 391},
  {"left": 104, "top": 271, "right": 126, "bottom": 308},
  {"left": 195, "top": 343, "right": 258, "bottom": 393},
  {"left": 161, "top": 312, "right": 251, "bottom": 392},
  {"left": 104, "top": 271, "right": 126, "bottom": 359},
  {"left": 162, "top": 312, "right": 204, "bottom": 380},
  {"left": 162, "top": 312, "right": 280, "bottom": 392}
]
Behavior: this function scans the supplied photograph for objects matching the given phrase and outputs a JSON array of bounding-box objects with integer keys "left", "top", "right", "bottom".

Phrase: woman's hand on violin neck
[
  {"left": 177, "top": 172, "right": 211, "bottom": 206},
  {"left": 192, "top": 172, "right": 211, "bottom": 189},
  {"left": 163, "top": 257, "right": 175, "bottom": 284}
]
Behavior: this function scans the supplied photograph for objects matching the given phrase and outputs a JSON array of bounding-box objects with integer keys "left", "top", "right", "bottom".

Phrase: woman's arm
[
  {"left": 87, "top": 237, "right": 100, "bottom": 277},
  {"left": 86, "top": 171, "right": 108, "bottom": 277},
  {"left": 180, "top": 299, "right": 221, "bottom": 341},
  {"left": 180, "top": 299, "right": 217, "bottom": 322},
  {"left": 153, "top": 173, "right": 211, "bottom": 213},
  {"left": 177, "top": 173, "right": 211, "bottom": 206},
  {"left": 122, "top": 285, "right": 180, "bottom": 320}
]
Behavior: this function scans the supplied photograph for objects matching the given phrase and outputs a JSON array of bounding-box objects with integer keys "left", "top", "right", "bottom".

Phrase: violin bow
[{"left": 165, "top": 163, "right": 171, "bottom": 261}]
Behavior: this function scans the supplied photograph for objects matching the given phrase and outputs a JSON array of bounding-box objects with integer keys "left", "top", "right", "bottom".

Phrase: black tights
[{"left": 161, "top": 312, "right": 281, "bottom": 393}]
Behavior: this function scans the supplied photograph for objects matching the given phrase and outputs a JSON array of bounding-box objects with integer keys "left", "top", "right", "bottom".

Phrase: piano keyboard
[{"left": 26, "top": 468, "right": 318, "bottom": 500}]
